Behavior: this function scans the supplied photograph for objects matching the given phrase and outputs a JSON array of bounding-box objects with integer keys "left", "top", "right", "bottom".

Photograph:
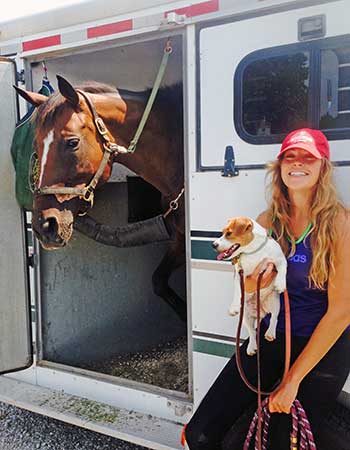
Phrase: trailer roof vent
[{"left": 298, "top": 15, "right": 326, "bottom": 41}]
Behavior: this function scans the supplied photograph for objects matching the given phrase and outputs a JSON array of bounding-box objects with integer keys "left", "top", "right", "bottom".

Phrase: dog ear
[{"left": 245, "top": 220, "right": 253, "bottom": 232}]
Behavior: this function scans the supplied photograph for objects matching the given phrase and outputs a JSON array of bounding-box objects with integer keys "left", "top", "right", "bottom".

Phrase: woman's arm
[{"left": 269, "top": 212, "right": 350, "bottom": 413}]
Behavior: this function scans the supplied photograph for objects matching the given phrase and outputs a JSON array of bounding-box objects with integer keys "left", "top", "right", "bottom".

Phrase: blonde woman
[{"left": 185, "top": 129, "right": 350, "bottom": 450}]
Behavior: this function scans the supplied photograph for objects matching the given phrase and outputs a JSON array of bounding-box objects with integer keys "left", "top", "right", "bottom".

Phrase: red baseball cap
[{"left": 277, "top": 128, "right": 330, "bottom": 160}]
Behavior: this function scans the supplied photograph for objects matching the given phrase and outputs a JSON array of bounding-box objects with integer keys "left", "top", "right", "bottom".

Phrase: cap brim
[{"left": 277, "top": 143, "right": 322, "bottom": 159}]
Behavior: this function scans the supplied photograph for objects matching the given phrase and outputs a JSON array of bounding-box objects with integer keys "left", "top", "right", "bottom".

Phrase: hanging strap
[{"left": 128, "top": 40, "right": 173, "bottom": 153}]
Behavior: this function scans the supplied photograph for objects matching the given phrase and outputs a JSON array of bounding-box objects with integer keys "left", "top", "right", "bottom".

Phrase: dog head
[{"left": 213, "top": 217, "right": 256, "bottom": 261}]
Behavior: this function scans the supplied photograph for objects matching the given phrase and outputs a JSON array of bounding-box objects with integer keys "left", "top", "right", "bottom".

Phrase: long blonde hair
[{"left": 266, "top": 158, "right": 346, "bottom": 289}]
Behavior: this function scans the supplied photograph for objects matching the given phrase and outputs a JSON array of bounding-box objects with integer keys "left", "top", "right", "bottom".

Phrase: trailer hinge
[
  {"left": 16, "top": 69, "right": 25, "bottom": 84},
  {"left": 222, "top": 145, "right": 239, "bottom": 177},
  {"left": 28, "top": 253, "right": 39, "bottom": 268},
  {"left": 161, "top": 12, "right": 186, "bottom": 26}
]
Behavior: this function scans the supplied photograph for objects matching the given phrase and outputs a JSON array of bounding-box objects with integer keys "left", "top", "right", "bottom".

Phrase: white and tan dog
[{"left": 213, "top": 217, "right": 287, "bottom": 356}]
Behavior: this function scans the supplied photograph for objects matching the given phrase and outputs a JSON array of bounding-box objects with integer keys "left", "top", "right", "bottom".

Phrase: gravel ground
[{"left": 0, "top": 402, "right": 149, "bottom": 450}]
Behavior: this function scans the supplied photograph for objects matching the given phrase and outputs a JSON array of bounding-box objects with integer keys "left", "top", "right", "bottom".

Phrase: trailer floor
[{"left": 80, "top": 336, "right": 188, "bottom": 392}]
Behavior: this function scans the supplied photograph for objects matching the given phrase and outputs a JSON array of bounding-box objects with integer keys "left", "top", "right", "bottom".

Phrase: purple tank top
[{"left": 264, "top": 233, "right": 328, "bottom": 337}]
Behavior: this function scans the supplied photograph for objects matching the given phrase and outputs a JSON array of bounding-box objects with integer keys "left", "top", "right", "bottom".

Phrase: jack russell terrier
[{"left": 212, "top": 217, "right": 287, "bottom": 356}]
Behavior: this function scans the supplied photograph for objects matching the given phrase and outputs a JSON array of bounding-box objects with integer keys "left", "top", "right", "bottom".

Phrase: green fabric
[{"left": 10, "top": 83, "right": 52, "bottom": 210}]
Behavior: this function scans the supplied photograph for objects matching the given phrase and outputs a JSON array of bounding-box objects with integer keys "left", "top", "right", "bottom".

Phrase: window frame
[{"left": 234, "top": 35, "right": 350, "bottom": 145}]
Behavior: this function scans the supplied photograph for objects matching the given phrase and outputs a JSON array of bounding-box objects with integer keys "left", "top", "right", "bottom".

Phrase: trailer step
[{"left": 0, "top": 376, "right": 183, "bottom": 450}]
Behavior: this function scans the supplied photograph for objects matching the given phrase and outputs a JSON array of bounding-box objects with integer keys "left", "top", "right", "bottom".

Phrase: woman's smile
[
  {"left": 288, "top": 171, "right": 309, "bottom": 177},
  {"left": 281, "top": 149, "right": 322, "bottom": 190}
]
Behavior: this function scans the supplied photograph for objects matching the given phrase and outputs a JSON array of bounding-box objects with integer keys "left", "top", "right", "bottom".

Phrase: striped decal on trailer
[
  {"left": 17, "top": 0, "right": 223, "bottom": 54},
  {"left": 191, "top": 231, "right": 221, "bottom": 260},
  {"left": 87, "top": 19, "right": 133, "bottom": 39},
  {"left": 193, "top": 338, "right": 235, "bottom": 358},
  {"left": 165, "top": 0, "right": 219, "bottom": 18},
  {"left": 22, "top": 35, "right": 61, "bottom": 52}
]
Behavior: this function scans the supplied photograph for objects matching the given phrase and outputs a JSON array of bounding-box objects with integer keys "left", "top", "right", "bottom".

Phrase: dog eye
[{"left": 226, "top": 231, "right": 232, "bottom": 237}]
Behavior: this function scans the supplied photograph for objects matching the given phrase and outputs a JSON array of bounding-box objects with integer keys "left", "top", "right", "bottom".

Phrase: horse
[{"left": 15, "top": 75, "right": 186, "bottom": 321}]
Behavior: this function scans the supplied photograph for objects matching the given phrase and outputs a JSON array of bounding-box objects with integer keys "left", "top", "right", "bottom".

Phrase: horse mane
[{"left": 34, "top": 81, "right": 183, "bottom": 135}]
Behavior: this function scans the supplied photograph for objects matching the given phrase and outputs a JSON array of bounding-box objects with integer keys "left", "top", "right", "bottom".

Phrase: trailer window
[
  {"left": 320, "top": 47, "right": 350, "bottom": 130},
  {"left": 239, "top": 52, "right": 310, "bottom": 138}
]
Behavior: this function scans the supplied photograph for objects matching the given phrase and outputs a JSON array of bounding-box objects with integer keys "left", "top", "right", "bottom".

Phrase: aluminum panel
[{"left": 0, "top": 58, "right": 32, "bottom": 374}]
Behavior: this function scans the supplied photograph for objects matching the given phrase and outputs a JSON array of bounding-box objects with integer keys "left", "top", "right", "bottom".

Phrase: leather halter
[{"left": 35, "top": 90, "right": 128, "bottom": 206}]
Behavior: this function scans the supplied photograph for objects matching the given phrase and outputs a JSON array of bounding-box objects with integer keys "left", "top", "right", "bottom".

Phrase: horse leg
[{"left": 152, "top": 232, "right": 187, "bottom": 321}]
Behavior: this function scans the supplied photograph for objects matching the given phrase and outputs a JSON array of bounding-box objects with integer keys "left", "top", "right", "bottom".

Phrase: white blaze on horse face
[{"left": 38, "top": 129, "right": 54, "bottom": 188}]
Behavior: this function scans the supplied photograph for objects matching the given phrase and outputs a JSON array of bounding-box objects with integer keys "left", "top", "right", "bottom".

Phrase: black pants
[{"left": 185, "top": 327, "right": 350, "bottom": 450}]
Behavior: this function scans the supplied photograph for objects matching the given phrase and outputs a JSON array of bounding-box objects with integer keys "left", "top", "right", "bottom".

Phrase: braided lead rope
[
  {"left": 294, "top": 400, "right": 317, "bottom": 450},
  {"left": 244, "top": 399, "right": 270, "bottom": 450},
  {"left": 244, "top": 410, "right": 258, "bottom": 450},
  {"left": 291, "top": 405, "right": 302, "bottom": 450},
  {"left": 244, "top": 398, "right": 317, "bottom": 450},
  {"left": 262, "top": 406, "right": 271, "bottom": 450}
]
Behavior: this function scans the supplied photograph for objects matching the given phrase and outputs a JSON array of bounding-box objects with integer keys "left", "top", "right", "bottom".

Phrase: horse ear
[
  {"left": 57, "top": 75, "right": 79, "bottom": 106},
  {"left": 13, "top": 85, "right": 48, "bottom": 107}
]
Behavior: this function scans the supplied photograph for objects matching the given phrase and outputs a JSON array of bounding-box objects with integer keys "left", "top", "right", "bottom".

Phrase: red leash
[
  {"left": 236, "top": 269, "right": 316, "bottom": 450},
  {"left": 235, "top": 269, "right": 292, "bottom": 450},
  {"left": 180, "top": 268, "right": 316, "bottom": 449}
]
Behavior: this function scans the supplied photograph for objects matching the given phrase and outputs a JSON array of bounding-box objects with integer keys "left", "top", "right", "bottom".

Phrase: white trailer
[{"left": 0, "top": 1, "right": 349, "bottom": 448}]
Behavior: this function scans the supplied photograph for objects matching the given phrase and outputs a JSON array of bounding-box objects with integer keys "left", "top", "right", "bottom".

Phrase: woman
[{"left": 185, "top": 128, "right": 350, "bottom": 450}]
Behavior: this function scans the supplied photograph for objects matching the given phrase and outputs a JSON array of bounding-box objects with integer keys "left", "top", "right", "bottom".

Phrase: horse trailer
[{"left": 0, "top": 0, "right": 349, "bottom": 448}]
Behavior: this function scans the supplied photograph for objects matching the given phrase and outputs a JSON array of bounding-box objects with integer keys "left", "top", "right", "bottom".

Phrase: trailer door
[
  {"left": 191, "top": 0, "right": 350, "bottom": 404},
  {"left": 0, "top": 58, "right": 33, "bottom": 374},
  {"left": 199, "top": 0, "right": 349, "bottom": 170}
]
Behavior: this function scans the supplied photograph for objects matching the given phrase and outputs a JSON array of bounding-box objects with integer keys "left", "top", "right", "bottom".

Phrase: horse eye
[{"left": 66, "top": 138, "right": 80, "bottom": 150}]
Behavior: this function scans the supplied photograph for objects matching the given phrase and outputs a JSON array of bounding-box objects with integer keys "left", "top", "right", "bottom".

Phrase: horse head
[{"left": 15, "top": 75, "right": 127, "bottom": 250}]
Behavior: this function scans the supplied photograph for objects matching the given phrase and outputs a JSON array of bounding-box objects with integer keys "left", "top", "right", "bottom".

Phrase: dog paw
[
  {"left": 228, "top": 306, "right": 239, "bottom": 317},
  {"left": 264, "top": 332, "right": 276, "bottom": 342},
  {"left": 247, "top": 345, "right": 257, "bottom": 356},
  {"left": 274, "top": 280, "right": 286, "bottom": 293}
]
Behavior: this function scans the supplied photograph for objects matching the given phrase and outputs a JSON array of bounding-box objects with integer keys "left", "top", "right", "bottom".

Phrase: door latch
[{"left": 222, "top": 145, "right": 239, "bottom": 177}]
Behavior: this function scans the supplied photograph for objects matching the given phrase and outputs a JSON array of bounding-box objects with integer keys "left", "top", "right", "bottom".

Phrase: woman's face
[{"left": 280, "top": 149, "right": 323, "bottom": 192}]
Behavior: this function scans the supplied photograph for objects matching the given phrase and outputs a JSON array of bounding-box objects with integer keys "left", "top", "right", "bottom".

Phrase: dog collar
[
  {"left": 242, "top": 235, "right": 269, "bottom": 256},
  {"left": 231, "top": 235, "right": 269, "bottom": 266}
]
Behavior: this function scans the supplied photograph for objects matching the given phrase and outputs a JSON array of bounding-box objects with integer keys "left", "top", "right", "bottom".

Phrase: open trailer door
[{"left": 0, "top": 57, "right": 33, "bottom": 374}]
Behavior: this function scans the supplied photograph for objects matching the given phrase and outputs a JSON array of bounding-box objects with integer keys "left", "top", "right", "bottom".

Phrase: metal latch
[
  {"left": 16, "top": 69, "right": 25, "bottom": 84},
  {"left": 222, "top": 145, "right": 239, "bottom": 177}
]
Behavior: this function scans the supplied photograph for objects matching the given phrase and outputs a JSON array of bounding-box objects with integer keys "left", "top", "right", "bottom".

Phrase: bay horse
[{"left": 15, "top": 75, "right": 186, "bottom": 320}]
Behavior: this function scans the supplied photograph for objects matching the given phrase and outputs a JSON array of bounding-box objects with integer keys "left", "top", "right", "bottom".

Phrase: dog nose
[{"left": 212, "top": 241, "right": 218, "bottom": 249}]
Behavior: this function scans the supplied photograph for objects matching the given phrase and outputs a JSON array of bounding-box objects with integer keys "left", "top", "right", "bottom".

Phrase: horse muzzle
[{"left": 33, "top": 208, "right": 74, "bottom": 249}]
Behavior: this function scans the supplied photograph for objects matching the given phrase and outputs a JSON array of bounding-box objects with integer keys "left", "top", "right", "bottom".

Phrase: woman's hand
[
  {"left": 244, "top": 258, "right": 277, "bottom": 293},
  {"left": 269, "top": 377, "right": 300, "bottom": 414}
]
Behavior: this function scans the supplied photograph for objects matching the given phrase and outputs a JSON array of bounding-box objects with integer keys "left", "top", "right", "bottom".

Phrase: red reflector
[
  {"left": 165, "top": 0, "right": 219, "bottom": 18},
  {"left": 22, "top": 35, "right": 61, "bottom": 52},
  {"left": 87, "top": 19, "right": 133, "bottom": 38}
]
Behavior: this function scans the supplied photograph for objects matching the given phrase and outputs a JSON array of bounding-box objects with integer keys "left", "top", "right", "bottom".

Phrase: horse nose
[{"left": 40, "top": 215, "right": 60, "bottom": 242}]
